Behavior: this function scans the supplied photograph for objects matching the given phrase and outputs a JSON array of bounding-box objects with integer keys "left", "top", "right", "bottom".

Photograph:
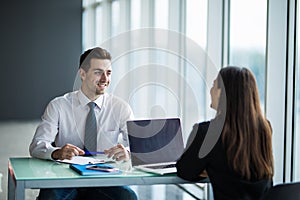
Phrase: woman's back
[
  {"left": 176, "top": 121, "right": 272, "bottom": 200},
  {"left": 176, "top": 67, "right": 273, "bottom": 200}
]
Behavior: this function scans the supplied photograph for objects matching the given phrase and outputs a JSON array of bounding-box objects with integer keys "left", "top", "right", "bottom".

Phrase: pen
[
  {"left": 85, "top": 165, "right": 118, "bottom": 172},
  {"left": 84, "top": 151, "right": 105, "bottom": 155},
  {"left": 86, "top": 165, "right": 113, "bottom": 169}
]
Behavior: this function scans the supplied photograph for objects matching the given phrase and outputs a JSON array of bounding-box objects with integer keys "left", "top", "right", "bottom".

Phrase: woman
[{"left": 176, "top": 66, "right": 274, "bottom": 200}]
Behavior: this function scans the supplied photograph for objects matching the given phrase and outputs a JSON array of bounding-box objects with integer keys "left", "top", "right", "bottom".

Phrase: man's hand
[
  {"left": 104, "top": 144, "right": 130, "bottom": 162},
  {"left": 51, "top": 143, "right": 85, "bottom": 160}
]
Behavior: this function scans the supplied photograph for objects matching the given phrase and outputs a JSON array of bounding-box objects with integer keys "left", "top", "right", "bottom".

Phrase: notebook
[{"left": 127, "top": 118, "right": 184, "bottom": 175}]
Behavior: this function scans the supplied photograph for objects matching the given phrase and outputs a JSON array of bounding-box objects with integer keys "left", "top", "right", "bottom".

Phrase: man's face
[{"left": 80, "top": 58, "right": 112, "bottom": 100}]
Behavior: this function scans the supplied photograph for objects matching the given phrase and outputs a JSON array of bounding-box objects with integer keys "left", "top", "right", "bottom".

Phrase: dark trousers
[{"left": 38, "top": 186, "right": 138, "bottom": 200}]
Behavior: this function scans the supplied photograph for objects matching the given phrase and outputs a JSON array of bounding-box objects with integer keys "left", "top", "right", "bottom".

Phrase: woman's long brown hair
[{"left": 217, "top": 66, "right": 274, "bottom": 180}]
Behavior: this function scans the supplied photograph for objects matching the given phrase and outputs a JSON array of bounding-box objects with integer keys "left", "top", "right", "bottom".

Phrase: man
[{"left": 29, "top": 47, "right": 137, "bottom": 200}]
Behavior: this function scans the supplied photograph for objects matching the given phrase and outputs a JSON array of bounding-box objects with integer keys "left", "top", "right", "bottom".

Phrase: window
[
  {"left": 82, "top": 0, "right": 97, "bottom": 50},
  {"left": 186, "top": 0, "right": 207, "bottom": 49},
  {"left": 154, "top": 0, "right": 168, "bottom": 29},
  {"left": 111, "top": 0, "right": 120, "bottom": 37},
  {"left": 95, "top": 4, "right": 103, "bottom": 45},
  {"left": 184, "top": 0, "right": 209, "bottom": 130},
  {"left": 82, "top": 0, "right": 298, "bottom": 188},
  {"left": 294, "top": 0, "right": 300, "bottom": 181},
  {"left": 131, "top": 0, "right": 141, "bottom": 29},
  {"left": 229, "top": 0, "right": 267, "bottom": 110}
]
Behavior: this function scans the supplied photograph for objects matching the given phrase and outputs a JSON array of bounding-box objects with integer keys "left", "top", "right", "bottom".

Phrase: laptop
[{"left": 127, "top": 118, "right": 184, "bottom": 175}]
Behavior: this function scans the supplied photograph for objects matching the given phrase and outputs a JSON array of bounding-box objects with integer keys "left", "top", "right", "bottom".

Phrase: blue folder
[{"left": 70, "top": 163, "right": 121, "bottom": 176}]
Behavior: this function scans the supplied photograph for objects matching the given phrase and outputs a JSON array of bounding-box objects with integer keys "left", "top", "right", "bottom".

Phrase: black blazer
[{"left": 176, "top": 121, "right": 272, "bottom": 200}]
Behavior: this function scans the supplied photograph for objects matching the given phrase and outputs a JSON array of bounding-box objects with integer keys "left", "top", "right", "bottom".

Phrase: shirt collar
[
  {"left": 78, "top": 90, "right": 105, "bottom": 109},
  {"left": 94, "top": 94, "right": 104, "bottom": 109}
]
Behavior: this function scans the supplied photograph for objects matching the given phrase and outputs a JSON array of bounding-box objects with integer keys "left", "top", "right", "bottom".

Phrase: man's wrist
[{"left": 51, "top": 149, "right": 60, "bottom": 160}]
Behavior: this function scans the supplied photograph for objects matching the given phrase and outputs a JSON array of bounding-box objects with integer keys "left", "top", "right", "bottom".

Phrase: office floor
[{"left": 0, "top": 121, "right": 206, "bottom": 200}]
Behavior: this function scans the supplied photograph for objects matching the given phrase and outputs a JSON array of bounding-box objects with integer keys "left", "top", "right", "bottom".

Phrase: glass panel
[
  {"left": 131, "top": 0, "right": 141, "bottom": 29},
  {"left": 95, "top": 5, "right": 103, "bottom": 46},
  {"left": 229, "top": 0, "right": 267, "bottom": 110},
  {"left": 83, "top": 0, "right": 96, "bottom": 7},
  {"left": 185, "top": 0, "right": 208, "bottom": 124},
  {"left": 82, "top": 0, "right": 98, "bottom": 50},
  {"left": 294, "top": 0, "right": 300, "bottom": 181},
  {"left": 186, "top": 0, "right": 207, "bottom": 48},
  {"left": 111, "top": 0, "right": 120, "bottom": 37},
  {"left": 154, "top": 0, "right": 169, "bottom": 29}
]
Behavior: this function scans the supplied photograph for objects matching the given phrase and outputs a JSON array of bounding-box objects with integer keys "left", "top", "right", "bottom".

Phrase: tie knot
[{"left": 88, "top": 102, "right": 96, "bottom": 109}]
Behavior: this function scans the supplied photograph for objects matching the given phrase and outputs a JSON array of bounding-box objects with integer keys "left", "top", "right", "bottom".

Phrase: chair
[{"left": 263, "top": 182, "right": 300, "bottom": 200}]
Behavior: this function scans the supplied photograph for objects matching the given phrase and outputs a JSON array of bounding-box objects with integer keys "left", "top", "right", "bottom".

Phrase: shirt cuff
[{"left": 46, "top": 147, "right": 61, "bottom": 160}]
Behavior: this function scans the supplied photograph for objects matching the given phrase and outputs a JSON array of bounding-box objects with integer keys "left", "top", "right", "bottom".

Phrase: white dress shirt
[{"left": 29, "top": 90, "right": 133, "bottom": 160}]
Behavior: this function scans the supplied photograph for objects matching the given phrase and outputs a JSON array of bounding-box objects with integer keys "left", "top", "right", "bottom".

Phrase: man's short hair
[{"left": 79, "top": 47, "right": 111, "bottom": 71}]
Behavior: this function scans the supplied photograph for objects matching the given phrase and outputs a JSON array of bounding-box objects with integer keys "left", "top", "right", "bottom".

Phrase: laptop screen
[{"left": 127, "top": 118, "right": 184, "bottom": 166}]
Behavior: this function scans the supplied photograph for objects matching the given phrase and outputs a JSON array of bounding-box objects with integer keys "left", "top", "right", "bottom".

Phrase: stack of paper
[{"left": 57, "top": 156, "right": 105, "bottom": 165}]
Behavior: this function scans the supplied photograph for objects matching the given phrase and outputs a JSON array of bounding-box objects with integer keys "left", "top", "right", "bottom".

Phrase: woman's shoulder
[
  {"left": 198, "top": 121, "right": 210, "bottom": 126},
  {"left": 196, "top": 121, "right": 210, "bottom": 133},
  {"left": 186, "top": 121, "right": 210, "bottom": 145}
]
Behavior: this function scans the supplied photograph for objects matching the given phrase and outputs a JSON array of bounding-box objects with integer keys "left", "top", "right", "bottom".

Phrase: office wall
[{"left": 0, "top": 0, "right": 82, "bottom": 120}]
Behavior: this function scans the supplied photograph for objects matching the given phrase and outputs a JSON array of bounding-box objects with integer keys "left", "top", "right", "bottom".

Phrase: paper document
[{"left": 57, "top": 156, "right": 105, "bottom": 165}]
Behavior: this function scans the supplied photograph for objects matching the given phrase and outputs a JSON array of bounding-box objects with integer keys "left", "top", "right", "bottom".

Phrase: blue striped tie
[{"left": 84, "top": 102, "right": 97, "bottom": 153}]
